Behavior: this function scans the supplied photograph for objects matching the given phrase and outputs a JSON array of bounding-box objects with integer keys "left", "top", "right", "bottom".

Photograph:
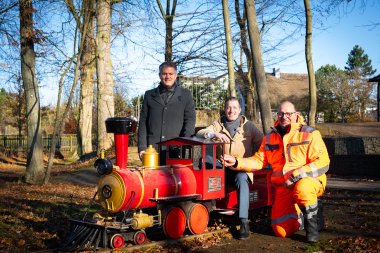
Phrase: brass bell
[{"left": 143, "top": 145, "right": 159, "bottom": 168}]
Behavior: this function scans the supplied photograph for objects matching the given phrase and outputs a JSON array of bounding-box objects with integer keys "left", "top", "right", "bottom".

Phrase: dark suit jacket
[{"left": 137, "top": 84, "right": 196, "bottom": 152}]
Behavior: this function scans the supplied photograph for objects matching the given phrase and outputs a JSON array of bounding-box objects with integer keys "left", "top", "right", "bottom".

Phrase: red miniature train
[{"left": 62, "top": 117, "right": 273, "bottom": 250}]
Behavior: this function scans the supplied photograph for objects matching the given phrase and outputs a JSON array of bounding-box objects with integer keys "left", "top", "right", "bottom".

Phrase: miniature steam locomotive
[{"left": 62, "top": 117, "right": 273, "bottom": 250}]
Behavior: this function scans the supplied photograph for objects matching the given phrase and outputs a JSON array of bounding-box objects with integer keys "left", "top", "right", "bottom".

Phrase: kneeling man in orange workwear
[{"left": 222, "top": 101, "right": 330, "bottom": 243}]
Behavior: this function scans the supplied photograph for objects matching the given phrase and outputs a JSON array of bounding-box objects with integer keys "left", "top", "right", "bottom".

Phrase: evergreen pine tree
[{"left": 345, "top": 45, "right": 376, "bottom": 77}]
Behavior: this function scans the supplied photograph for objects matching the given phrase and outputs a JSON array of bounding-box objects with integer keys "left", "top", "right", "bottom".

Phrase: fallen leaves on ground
[
  {"left": 0, "top": 158, "right": 379, "bottom": 252},
  {"left": 0, "top": 177, "right": 96, "bottom": 252},
  {"left": 307, "top": 236, "right": 380, "bottom": 253}
]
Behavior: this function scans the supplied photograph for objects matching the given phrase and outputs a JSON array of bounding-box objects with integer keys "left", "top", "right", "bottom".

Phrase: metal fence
[
  {"left": 0, "top": 135, "right": 77, "bottom": 154},
  {"left": 0, "top": 133, "right": 138, "bottom": 156}
]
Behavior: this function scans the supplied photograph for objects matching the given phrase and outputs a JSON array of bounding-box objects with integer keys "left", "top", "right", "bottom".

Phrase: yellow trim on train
[
  {"left": 134, "top": 169, "right": 145, "bottom": 209},
  {"left": 170, "top": 167, "right": 179, "bottom": 195}
]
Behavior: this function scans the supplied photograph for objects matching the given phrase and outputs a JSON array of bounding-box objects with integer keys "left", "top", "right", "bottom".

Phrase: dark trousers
[{"left": 226, "top": 168, "right": 250, "bottom": 219}]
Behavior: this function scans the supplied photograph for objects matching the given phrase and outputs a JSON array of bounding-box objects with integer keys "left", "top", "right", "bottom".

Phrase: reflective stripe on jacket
[{"left": 237, "top": 115, "right": 330, "bottom": 185}]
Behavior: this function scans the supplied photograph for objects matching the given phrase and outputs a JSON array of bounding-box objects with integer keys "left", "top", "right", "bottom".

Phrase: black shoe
[
  {"left": 238, "top": 220, "right": 250, "bottom": 240},
  {"left": 306, "top": 232, "right": 319, "bottom": 243}
]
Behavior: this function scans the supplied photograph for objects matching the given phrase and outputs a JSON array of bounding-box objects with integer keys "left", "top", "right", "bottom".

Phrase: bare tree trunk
[
  {"left": 245, "top": 0, "right": 273, "bottom": 132},
  {"left": 66, "top": 0, "right": 96, "bottom": 156},
  {"left": 246, "top": 84, "right": 257, "bottom": 121},
  {"left": 44, "top": 56, "right": 75, "bottom": 184},
  {"left": 16, "top": 74, "right": 24, "bottom": 153},
  {"left": 156, "top": 0, "right": 177, "bottom": 62},
  {"left": 44, "top": 35, "right": 87, "bottom": 184},
  {"left": 79, "top": 0, "right": 96, "bottom": 156},
  {"left": 165, "top": 16, "right": 173, "bottom": 62},
  {"left": 96, "top": 0, "right": 114, "bottom": 153},
  {"left": 44, "top": 0, "right": 94, "bottom": 184},
  {"left": 19, "top": 0, "right": 45, "bottom": 184},
  {"left": 235, "top": 0, "right": 257, "bottom": 121},
  {"left": 304, "top": 0, "right": 316, "bottom": 127},
  {"left": 222, "top": 0, "right": 236, "bottom": 97}
]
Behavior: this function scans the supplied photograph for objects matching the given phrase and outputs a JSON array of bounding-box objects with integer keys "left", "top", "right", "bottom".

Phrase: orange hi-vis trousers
[{"left": 271, "top": 176, "right": 326, "bottom": 238}]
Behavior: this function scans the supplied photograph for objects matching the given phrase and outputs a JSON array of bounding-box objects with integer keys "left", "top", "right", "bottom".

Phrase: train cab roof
[{"left": 158, "top": 136, "right": 225, "bottom": 146}]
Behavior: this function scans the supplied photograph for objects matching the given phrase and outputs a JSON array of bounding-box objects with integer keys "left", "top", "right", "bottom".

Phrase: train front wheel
[
  {"left": 110, "top": 233, "right": 124, "bottom": 249},
  {"left": 133, "top": 230, "right": 147, "bottom": 245}
]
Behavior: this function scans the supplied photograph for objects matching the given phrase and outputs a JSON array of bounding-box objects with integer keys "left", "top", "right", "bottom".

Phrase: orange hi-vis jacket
[{"left": 236, "top": 115, "right": 330, "bottom": 186}]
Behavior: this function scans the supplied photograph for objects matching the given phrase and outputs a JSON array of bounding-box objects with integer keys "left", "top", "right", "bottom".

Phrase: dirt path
[{"left": 317, "top": 122, "right": 380, "bottom": 137}]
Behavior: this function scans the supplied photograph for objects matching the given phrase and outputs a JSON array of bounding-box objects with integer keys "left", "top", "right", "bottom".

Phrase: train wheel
[
  {"left": 163, "top": 206, "right": 186, "bottom": 239},
  {"left": 110, "top": 234, "right": 124, "bottom": 249},
  {"left": 133, "top": 230, "right": 147, "bottom": 245},
  {"left": 187, "top": 203, "right": 209, "bottom": 235}
]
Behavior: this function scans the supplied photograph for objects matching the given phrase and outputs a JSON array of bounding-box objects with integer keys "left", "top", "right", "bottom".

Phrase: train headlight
[
  {"left": 94, "top": 158, "right": 113, "bottom": 175},
  {"left": 102, "top": 185, "right": 113, "bottom": 199}
]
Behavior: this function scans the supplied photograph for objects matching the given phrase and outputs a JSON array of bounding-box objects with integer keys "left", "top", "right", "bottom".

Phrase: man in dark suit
[{"left": 138, "top": 62, "right": 196, "bottom": 164}]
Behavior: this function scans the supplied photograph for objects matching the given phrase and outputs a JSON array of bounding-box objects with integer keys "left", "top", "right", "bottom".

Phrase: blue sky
[
  {"left": 273, "top": 1, "right": 379, "bottom": 75},
  {"left": 28, "top": 1, "right": 380, "bottom": 105},
  {"left": 127, "top": 1, "right": 380, "bottom": 100}
]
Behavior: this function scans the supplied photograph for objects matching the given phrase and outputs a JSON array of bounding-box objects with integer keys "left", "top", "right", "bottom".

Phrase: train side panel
[{"left": 216, "top": 169, "right": 273, "bottom": 211}]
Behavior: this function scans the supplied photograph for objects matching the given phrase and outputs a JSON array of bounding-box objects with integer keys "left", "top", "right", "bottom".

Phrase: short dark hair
[
  {"left": 159, "top": 62, "right": 177, "bottom": 74},
  {"left": 224, "top": 96, "right": 240, "bottom": 109}
]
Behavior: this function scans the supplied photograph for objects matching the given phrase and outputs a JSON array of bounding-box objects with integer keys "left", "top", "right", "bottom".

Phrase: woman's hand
[{"left": 214, "top": 133, "right": 230, "bottom": 143}]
